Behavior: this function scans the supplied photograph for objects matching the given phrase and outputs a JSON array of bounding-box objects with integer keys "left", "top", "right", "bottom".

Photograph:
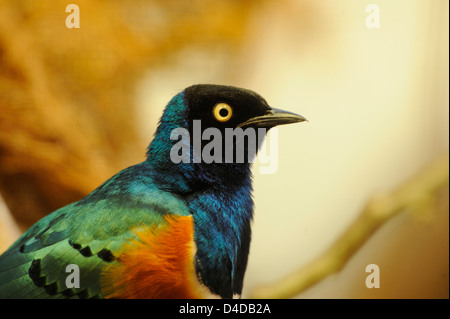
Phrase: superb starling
[{"left": 0, "top": 84, "right": 306, "bottom": 299}]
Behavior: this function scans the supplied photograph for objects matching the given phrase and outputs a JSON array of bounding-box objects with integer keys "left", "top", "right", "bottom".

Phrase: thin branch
[{"left": 250, "top": 154, "right": 449, "bottom": 299}]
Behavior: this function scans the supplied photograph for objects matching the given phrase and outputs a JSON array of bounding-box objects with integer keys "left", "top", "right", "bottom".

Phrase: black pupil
[{"left": 219, "top": 108, "right": 229, "bottom": 117}]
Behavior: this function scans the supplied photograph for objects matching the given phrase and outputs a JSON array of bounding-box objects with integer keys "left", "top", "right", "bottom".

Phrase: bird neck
[
  {"left": 145, "top": 157, "right": 254, "bottom": 298},
  {"left": 186, "top": 171, "right": 254, "bottom": 299}
]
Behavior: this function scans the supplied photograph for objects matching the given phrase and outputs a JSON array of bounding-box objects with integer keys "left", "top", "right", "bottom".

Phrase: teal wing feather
[{"left": 0, "top": 163, "right": 190, "bottom": 299}]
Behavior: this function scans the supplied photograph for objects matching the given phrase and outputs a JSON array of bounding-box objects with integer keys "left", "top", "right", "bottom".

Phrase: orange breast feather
[{"left": 100, "top": 215, "right": 209, "bottom": 299}]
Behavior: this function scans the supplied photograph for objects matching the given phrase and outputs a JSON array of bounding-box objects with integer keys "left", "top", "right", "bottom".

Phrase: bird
[{"left": 0, "top": 84, "right": 306, "bottom": 299}]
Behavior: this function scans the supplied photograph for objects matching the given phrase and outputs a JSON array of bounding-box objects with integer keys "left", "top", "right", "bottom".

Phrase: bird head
[
  {"left": 147, "top": 84, "right": 306, "bottom": 189},
  {"left": 183, "top": 84, "right": 306, "bottom": 131}
]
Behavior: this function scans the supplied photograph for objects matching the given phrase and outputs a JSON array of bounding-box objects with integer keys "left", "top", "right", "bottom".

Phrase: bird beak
[{"left": 237, "top": 107, "right": 307, "bottom": 128}]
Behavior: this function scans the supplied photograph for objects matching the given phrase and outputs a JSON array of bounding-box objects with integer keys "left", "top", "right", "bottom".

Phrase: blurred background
[{"left": 0, "top": 0, "right": 448, "bottom": 298}]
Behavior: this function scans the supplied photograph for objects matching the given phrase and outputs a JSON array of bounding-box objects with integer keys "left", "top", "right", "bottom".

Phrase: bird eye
[{"left": 213, "top": 103, "right": 233, "bottom": 122}]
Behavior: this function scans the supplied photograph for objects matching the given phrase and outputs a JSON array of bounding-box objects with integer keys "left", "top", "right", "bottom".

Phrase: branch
[{"left": 250, "top": 154, "right": 449, "bottom": 299}]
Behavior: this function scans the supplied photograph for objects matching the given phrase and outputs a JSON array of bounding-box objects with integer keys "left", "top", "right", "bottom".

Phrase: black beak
[{"left": 237, "top": 107, "right": 307, "bottom": 128}]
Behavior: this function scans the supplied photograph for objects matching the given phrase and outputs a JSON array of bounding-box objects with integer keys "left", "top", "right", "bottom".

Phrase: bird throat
[{"left": 186, "top": 172, "right": 254, "bottom": 299}]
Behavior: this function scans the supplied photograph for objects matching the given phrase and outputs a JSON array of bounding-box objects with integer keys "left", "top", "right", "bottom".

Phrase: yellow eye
[{"left": 213, "top": 103, "right": 233, "bottom": 122}]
